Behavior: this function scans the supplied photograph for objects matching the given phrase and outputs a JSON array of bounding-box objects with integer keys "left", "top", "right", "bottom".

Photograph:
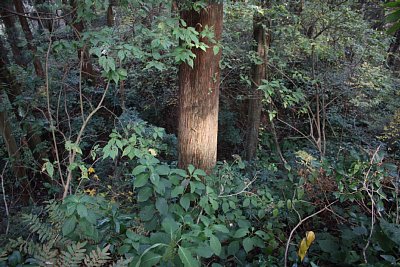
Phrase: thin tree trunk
[
  {"left": 0, "top": 0, "right": 26, "bottom": 66},
  {"left": 178, "top": 3, "right": 223, "bottom": 173},
  {"left": 13, "top": 0, "right": 45, "bottom": 78},
  {"left": 244, "top": 7, "right": 270, "bottom": 160},
  {"left": 388, "top": 29, "right": 400, "bottom": 67},
  {"left": 0, "top": 107, "right": 26, "bottom": 180},
  {"left": 70, "top": 0, "right": 96, "bottom": 78},
  {"left": 0, "top": 95, "right": 30, "bottom": 204}
]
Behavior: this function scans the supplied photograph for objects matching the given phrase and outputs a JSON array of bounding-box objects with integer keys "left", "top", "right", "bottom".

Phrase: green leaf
[
  {"left": 195, "top": 244, "right": 213, "bottom": 258},
  {"left": 227, "top": 240, "right": 240, "bottom": 255},
  {"left": 209, "top": 234, "right": 221, "bottom": 256},
  {"left": 171, "top": 185, "right": 184, "bottom": 197},
  {"left": 62, "top": 216, "right": 77, "bottom": 236},
  {"left": 132, "top": 165, "right": 147, "bottom": 175},
  {"left": 213, "top": 45, "right": 220, "bottom": 55},
  {"left": 138, "top": 187, "right": 153, "bottom": 202},
  {"left": 156, "top": 197, "right": 169, "bottom": 215},
  {"left": 43, "top": 161, "right": 54, "bottom": 178},
  {"left": 76, "top": 204, "right": 88, "bottom": 218},
  {"left": 178, "top": 246, "right": 199, "bottom": 267},
  {"left": 242, "top": 237, "right": 254, "bottom": 253},
  {"left": 233, "top": 228, "right": 249, "bottom": 238},
  {"left": 180, "top": 194, "right": 191, "bottom": 210},
  {"left": 134, "top": 173, "right": 149, "bottom": 188},
  {"left": 139, "top": 251, "right": 162, "bottom": 267},
  {"left": 193, "top": 169, "right": 207, "bottom": 177},
  {"left": 135, "top": 243, "right": 167, "bottom": 267},
  {"left": 212, "top": 224, "right": 230, "bottom": 233},
  {"left": 386, "top": 10, "right": 400, "bottom": 23},
  {"left": 156, "top": 165, "right": 170, "bottom": 176}
]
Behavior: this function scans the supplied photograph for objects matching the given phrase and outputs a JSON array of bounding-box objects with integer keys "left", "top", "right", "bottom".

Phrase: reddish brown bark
[
  {"left": 178, "top": 3, "right": 223, "bottom": 173},
  {"left": 244, "top": 9, "right": 270, "bottom": 160},
  {"left": 107, "top": 3, "right": 114, "bottom": 27},
  {"left": 13, "top": 0, "right": 45, "bottom": 78}
]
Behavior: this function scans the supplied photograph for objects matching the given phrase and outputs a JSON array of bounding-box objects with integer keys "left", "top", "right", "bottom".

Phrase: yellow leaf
[
  {"left": 297, "top": 231, "right": 316, "bottom": 262},
  {"left": 306, "top": 231, "right": 315, "bottom": 246},
  {"left": 298, "top": 238, "right": 308, "bottom": 261},
  {"left": 88, "top": 167, "right": 95, "bottom": 174}
]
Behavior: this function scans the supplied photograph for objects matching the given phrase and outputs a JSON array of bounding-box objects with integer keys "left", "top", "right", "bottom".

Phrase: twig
[
  {"left": 218, "top": 174, "right": 258, "bottom": 198},
  {"left": 1, "top": 161, "right": 10, "bottom": 234},
  {"left": 62, "top": 81, "right": 111, "bottom": 199},
  {"left": 362, "top": 146, "right": 381, "bottom": 263},
  {"left": 284, "top": 200, "right": 338, "bottom": 267}
]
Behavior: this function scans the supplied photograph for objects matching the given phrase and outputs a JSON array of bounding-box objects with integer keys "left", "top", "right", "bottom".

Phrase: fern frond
[
  {"left": 109, "top": 257, "right": 133, "bottom": 267},
  {"left": 83, "top": 245, "right": 111, "bottom": 267},
  {"left": 32, "top": 243, "right": 59, "bottom": 266},
  {"left": 57, "top": 241, "right": 87, "bottom": 267}
]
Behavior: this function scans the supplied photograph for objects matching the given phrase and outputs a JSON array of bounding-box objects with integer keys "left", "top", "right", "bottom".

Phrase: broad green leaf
[
  {"left": 156, "top": 165, "right": 170, "bottom": 176},
  {"left": 134, "top": 173, "right": 149, "bottom": 188},
  {"left": 76, "top": 204, "right": 88, "bottom": 218},
  {"left": 212, "top": 224, "right": 230, "bottom": 233},
  {"left": 243, "top": 237, "right": 254, "bottom": 253},
  {"left": 209, "top": 234, "right": 221, "bottom": 256},
  {"left": 138, "top": 187, "right": 153, "bottom": 202},
  {"left": 180, "top": 194, "right": 191, "bottom": 210},
  {"left": 132, "top": 165, "right": 147, "bottom": 176},
  {"left": 178, "top": 246, "right": 199, "bottom": 267},
  {"left": 233, "top": 228, "right": 249, "bottom": 238},
  {"left": 155, "top": 197, "right": 169, "bottom": 215},
  {"left": 62, "top": 216, "right": 76, "bottom": 236}
]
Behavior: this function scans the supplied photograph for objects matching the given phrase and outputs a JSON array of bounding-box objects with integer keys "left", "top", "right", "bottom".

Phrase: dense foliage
[{"left": 0, "top": 0, "right": 399, "bottom": 266}]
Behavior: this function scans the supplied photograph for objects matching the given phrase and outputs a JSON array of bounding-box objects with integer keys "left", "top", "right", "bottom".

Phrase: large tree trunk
[
  {"left": 244, "top": 7, "right": 270, "bottom": 160},
  {"left": 13, "top": 0, "right": 45, "bottom": 78},
  {"left": 178, "top": 3, "right": 223, "bottom": 173},
  {"left": 0, "top": 35, "right": 44, "bottom": 163},
  {"left": 0, "top": 0, "right": 26, "bottom": 66}
]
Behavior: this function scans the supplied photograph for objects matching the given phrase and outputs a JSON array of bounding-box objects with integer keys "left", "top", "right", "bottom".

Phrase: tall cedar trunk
[
  {"left": 106, "top": 2, "right": 114, "bottom": 27},
  {"left": 0, "top": 0, "right": 26, "bottom": 66},
  {"left": 13, "top": 0, "right": 45, "bottom": 78},
  {"left": 244, "top": 9, "right": 270, "bottom": 160},
  {"left": 178, "top": 3, "right": 223, "bottom": 173},
  {"left": 0, "top": 36, "right": 44, "bottom": 162},
  {"left": 70, "top": 0, "right": 95, "bottom": 78},
  {"left": 388, "top": 29, "right": 400, "bottom": 68}
]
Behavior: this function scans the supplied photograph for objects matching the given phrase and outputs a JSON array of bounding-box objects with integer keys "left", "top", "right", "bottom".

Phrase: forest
[{"left": 0, "top": 0, "right": 399, "bottom": 266}]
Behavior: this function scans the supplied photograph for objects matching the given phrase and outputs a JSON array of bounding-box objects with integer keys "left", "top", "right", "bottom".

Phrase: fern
[
  {"left": 109, "top": 257, "right": 133, "bottom": 267},
  {"left": 83, "top": 245, "right": 112, "bottom": 267},
  {"left": 57, "top": 241, "right": 87, "bottom": 267},
  {"left": 31, "top": 243, "right": 59, "bottom": 266}
]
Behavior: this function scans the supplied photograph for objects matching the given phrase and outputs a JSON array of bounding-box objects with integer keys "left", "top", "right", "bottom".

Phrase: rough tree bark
[
  {"left": 244, "top": 4, "right": 270, "bottom": 160},
  {"left": 12, "top": 0, "right": 45, "bottom": 78},
  {"left": 178, "top": 2, "right": 223, "bottom": 173},
  {"left": 0, "top": 0, "right": 26, "bottom": 66}
]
